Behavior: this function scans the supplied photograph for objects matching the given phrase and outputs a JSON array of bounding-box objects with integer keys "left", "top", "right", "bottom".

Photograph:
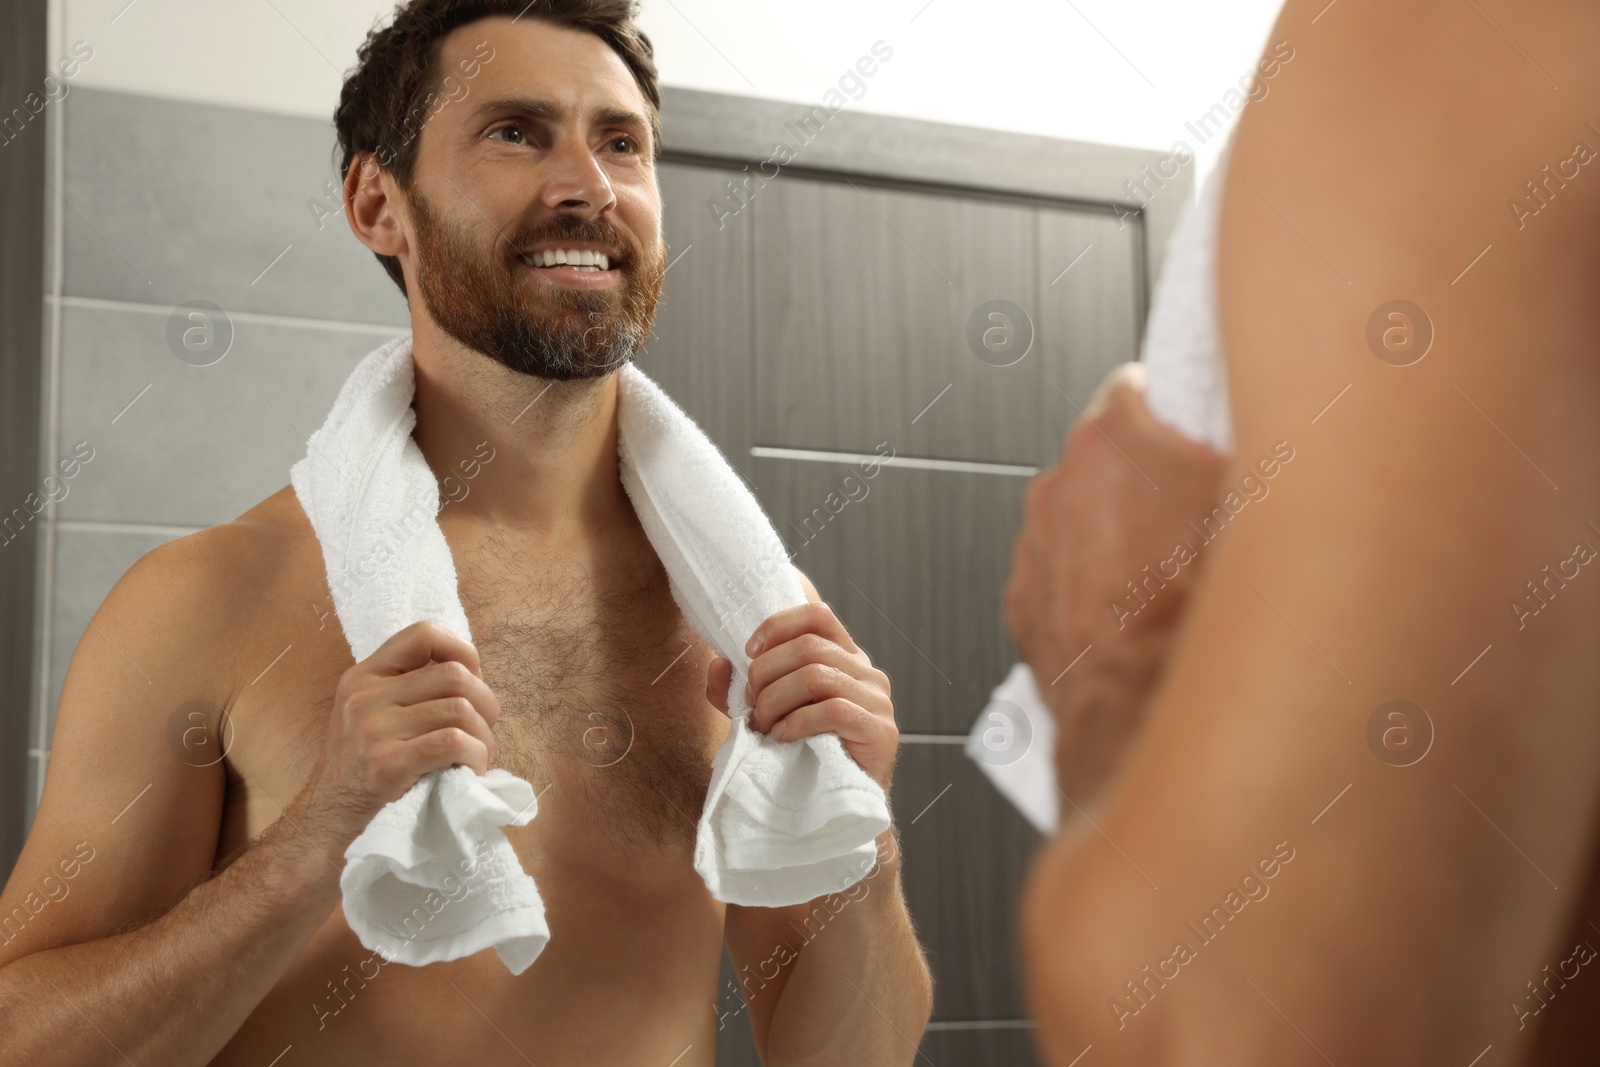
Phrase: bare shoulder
[
  {"left": 104, "top": 485, "right": 317, "bottom": 685},
  {"left": 0, "top": 485, "right": 317, "bottom": 967}
]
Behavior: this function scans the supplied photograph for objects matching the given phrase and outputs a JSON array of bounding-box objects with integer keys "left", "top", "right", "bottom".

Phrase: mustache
[{"left": 507, "top": 216, "right": 642, "bottom": 268}]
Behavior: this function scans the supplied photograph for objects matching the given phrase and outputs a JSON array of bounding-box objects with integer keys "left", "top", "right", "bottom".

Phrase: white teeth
[{"left": 525, "top": 249, "right": 613, "bottom": 269}]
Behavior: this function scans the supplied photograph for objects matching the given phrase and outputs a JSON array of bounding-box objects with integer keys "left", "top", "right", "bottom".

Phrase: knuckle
[
  {"left": 352, "top": 713, "right": 384, "bottom": 748},
  {"left": 348, "top": 710, "right": 385, "bottom": 751},
  {"left": 438, "top": 659, "right": 472, "bottom": 687},
  {"left": 799, "top": 632, "right": 832, "bottom": 658},
  {"left": 1108, "top": 370, "right": 1141, "bottom": 403},
  {"left": 335, "top": 673, "right": 366, "bottom": 712},
  {"left": 368, "top": 744, "right": 397, "bottom": 783},
  {"left": 801, "top": 662, "right": 834, "bottom": 695}
]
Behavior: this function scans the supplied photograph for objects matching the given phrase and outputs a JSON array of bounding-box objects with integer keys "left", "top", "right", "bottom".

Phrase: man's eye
[
  {"left": 489, "top": 124, "right": 525, "bottom": 144},
  {"left": 609, "top": 136, "right": 637, "bottom": 154}
]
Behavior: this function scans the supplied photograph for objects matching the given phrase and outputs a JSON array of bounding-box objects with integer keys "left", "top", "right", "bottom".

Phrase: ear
[{"left": 344, "top": 150, "right": 408, "bottom": 261}]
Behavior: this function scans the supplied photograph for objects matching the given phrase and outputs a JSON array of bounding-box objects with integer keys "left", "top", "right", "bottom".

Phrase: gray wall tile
[
  {"left": 63, "top": 87, "right": 410, "bottom": 327},
  {"left": 56, "top": 302, "right": 394, "bottom": 527}
]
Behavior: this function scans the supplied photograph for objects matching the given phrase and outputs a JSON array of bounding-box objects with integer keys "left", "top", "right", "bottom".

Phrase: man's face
[{"left": 398, "top": 16, "right": 666, "bottom": 381}]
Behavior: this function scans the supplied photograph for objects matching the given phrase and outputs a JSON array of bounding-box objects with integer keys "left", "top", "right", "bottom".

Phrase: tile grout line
[
  {"left": 35, "top": 0, "right": 68, "bottom": 777},
  {"left": 56, "top": 519, "right": 209, "bottom": 537},
  {"left": 47, "top": 294, "right": 412, "bottom": 338}
]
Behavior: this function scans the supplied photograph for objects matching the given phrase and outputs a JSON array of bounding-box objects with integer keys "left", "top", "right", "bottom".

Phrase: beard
[{"left": 408, "top": 186, "right": 666, "bottom": 381}]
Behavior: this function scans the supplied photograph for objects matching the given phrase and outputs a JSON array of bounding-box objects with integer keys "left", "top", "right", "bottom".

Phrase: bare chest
[
  {"left": 457, "top": 544, "right": 728, "bottom": 862},
  {"left": 218, "top": 527, "right": 729, "bottom": 879}
]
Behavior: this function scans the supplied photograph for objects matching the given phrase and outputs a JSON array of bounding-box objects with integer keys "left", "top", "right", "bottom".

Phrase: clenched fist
[
  {"left": 1005, "top": 363, "right": 1225, "bottom": 803},
  {"left": 296, "top": 620, "right": 503, "bottom": 853}
]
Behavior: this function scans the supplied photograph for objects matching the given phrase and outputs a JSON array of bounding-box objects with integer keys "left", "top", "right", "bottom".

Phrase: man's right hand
[
  {"left": 297, "top": 620, "right": 503, "bottom": 851},
  {"left": 1005, "top": 363, "right": 1226, "bottom": 804}
]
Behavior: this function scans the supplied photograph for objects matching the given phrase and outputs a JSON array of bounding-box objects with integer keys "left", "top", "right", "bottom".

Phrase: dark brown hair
[{"left": 332, "top": 0, "right": 662, "bottom": 298}]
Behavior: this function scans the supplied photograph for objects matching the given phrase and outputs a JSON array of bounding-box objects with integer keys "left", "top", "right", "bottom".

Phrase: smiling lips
[{"left": 519, "top": 247, "right": 615, "bottom": 272}]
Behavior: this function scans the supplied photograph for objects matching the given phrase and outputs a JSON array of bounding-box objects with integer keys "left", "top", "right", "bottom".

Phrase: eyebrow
[{"left": 465, "top": 94, "right": 650, "bottom": 135}]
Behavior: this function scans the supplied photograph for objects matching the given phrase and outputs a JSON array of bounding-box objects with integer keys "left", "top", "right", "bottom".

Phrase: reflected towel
[{"left": 290, "top": 334, "right": 891, "bottom": 975}]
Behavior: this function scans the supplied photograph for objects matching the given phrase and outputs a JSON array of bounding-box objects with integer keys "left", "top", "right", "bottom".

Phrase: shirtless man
[
  {"left": 1010, "top": 0, "right": 1600, "bottom": 1063},
  {"left": 0, "top": 3, "right": 933, "bottom": 1064}
]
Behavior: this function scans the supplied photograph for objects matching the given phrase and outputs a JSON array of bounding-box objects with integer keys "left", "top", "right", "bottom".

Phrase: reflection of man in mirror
[{"left": 0, "top": 3, "right": 930, "bottom": 1063}]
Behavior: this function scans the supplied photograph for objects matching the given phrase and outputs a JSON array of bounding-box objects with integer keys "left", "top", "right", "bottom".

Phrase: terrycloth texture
[
  {"left": 969, "top": 136, "right": 1236, "bottom": 826},
  {"left": 615, "top": 365, "right": 892, "bottom": 905},
  {"left": 291, "top": 334, "right": 891, "bottom": 975}
]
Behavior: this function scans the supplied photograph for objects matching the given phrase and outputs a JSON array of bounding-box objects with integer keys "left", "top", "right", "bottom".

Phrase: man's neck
[{"left": 408, "top": 325, "right": 635, "bottom": 540}]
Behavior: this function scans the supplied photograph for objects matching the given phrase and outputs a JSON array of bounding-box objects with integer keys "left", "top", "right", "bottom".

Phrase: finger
[
  {"left": 768, "top": 697, "right": 885, "bottom": 747},
  {"left": 749, "top": 661, "right": 891, "bottom": 735},
  {"left": 1083, "top": 361, "right": 1146, "bottom": 422},
  {"left": 370, "top": 619, "right": 483, "bottom": 680},
  {"left": 389, "top": 659, "right": 502, "bottom": 727},
  {"left": 387, "top": 696, "right": 496, "bottom": 757},
  {"left": 398, "top": 726, "right": 491, "bottom": 780},
  {"left": 747, "top": 601, "right": 857, "bottom": 659},
  {"left": 747, "top": 633, "right": 881, "bottom": 703},
  {"left": 706, "top": 656, "right": 733, "bottom": 714}
]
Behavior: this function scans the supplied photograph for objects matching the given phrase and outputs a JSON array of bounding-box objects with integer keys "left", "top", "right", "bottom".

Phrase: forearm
[
  {"left": 766, "top": 825, "right": 933, "bottom": 1067},
  {"left": 0, "top": 796, "right": 344, "bottom": 1067}
]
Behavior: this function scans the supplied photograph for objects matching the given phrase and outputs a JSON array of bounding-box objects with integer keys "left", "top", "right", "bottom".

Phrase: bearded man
[{"left": 0, "top": 4, "right": 933, "bottom": 1064}]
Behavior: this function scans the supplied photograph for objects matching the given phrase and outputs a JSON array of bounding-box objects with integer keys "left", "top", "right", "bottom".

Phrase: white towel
[
  {"left": 290, "top": 334, "right": 891, "bottom": 976},
  {"left": 964, "top": 663, "right": 1059, "bottom": 835},
  {"left": 968, "top": 134, "right": 1237, "bottom": 829}
]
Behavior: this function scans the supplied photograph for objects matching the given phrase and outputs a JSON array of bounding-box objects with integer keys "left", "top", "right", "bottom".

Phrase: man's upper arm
[
  {"left": 1026, "top": 0, "right": 1600, "bottom": 1060},
  {"left": 0, "top": 530, "right": 246, "bottom": 969}
]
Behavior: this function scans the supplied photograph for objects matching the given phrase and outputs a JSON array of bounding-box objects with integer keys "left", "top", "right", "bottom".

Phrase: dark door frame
[
  {"left": 658, "top": 85, "right": 1192, "bottom": 322},
  {"left": 1, "top": 0, "right": 47, "bottom": 878}
]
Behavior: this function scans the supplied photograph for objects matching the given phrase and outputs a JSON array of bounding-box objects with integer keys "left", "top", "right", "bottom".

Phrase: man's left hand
[{"left": 706, "top": 601, "right": 898, "bottom": 792}]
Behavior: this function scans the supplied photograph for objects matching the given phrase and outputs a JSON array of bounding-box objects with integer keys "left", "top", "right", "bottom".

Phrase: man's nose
[{"left": 541, "top": 139, "right": 616, "bottom": 217}]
